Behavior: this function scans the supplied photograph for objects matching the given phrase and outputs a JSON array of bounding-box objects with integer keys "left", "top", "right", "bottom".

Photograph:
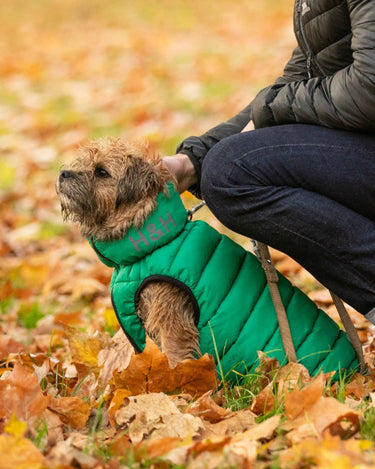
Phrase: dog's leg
[{"left": 137, "top": 281, "right": 201, "bottom": 368}]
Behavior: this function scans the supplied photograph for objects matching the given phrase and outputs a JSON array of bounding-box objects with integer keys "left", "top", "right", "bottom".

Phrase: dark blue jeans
[{"left": 201, "top": 124, "right": 375, "bottom": 320}]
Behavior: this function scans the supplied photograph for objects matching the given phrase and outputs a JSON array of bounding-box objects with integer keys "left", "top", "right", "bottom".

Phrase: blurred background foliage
[
  {"left": 0, "top": 0, "right": 294, "bottom": 239},
  {"left": 0, "top": 0, "right": 308, "bottom": 334}
]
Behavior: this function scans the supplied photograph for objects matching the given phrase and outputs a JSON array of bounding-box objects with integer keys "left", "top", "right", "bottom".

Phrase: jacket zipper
[{"left": 296, "top": 0, "right": 324, "bottom": 78}]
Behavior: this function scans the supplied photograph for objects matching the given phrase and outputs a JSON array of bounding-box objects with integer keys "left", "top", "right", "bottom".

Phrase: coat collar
[{"left": 89, "top": 182, "right": 188, "bottom": 267}]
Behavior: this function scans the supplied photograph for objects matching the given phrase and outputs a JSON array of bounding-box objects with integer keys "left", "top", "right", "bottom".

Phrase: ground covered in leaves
[{"left": 1, "top": 0, "right": 375, "bottom": 467}]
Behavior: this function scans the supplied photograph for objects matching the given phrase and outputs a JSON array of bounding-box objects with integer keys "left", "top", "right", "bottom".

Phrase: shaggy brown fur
[{"left": 57, "top": 137, "right": 200, "bottom": 367}]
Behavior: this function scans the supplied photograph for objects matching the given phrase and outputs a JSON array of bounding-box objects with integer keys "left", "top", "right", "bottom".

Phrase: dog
[
  {"left": 57, "top": 138, "right": 200, "bottom": 368},
  {"left": 57, "top": 137, "right": 359, "bottom": 380}
]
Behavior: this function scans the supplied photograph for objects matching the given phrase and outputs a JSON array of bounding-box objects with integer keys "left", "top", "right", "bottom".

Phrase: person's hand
[
  {"left": 162, "top": 153, "right": 197, "bottom": 193},
  {"left": 241, "top": 120, "right": 255, "bottom": 132}
]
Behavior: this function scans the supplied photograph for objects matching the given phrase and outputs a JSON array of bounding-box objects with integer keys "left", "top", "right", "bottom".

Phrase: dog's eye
[{"left": 94, "top": 167, "right": 111, "bottom": 178}]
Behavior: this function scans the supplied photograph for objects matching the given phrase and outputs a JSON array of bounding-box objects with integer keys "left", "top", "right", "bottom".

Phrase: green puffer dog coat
[{"left": 89, "top": 183, "right": 358, "bottom": 381}]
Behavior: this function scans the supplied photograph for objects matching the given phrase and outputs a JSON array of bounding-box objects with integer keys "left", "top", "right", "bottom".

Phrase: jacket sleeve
[
  {"left": 176, "top": 46, "right": 308, "bottom": 198},
  {"left": 252, "top": 1, "right": 375, "bottom": 131},
  {"left": 176, "top": 103, "right": 252, "bottom": 197}
]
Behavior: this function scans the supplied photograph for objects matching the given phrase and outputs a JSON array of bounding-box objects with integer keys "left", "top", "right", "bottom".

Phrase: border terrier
[{"left": 57, "top": 138, "right": 200, "bottom": 367}]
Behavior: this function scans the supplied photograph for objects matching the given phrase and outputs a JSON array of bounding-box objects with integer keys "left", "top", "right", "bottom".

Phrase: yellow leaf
[
  {"left": 64, "top": 325, "right": 111, "bottom": 376},
  {"left": 0, "top": 434, "right": 45, "bottom": 469},
  {"left": 4, "top": 414, "right": 27, "bottom": 438},
  {"left": 103, "top": 308, "right": 119, "bottom": 329}
]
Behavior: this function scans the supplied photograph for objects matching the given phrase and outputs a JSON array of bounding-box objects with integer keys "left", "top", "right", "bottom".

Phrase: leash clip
[{"left": 188, "top": 200, "right": 206, "bottom": 220}]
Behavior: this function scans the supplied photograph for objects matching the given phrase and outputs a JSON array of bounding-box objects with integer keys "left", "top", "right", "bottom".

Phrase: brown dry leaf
[
  {"left": 284, "top": 373, "right": 324, "bottom": 420},
  {"left": 48, "top": 396, "right": 91, "bottom": 429},
  {"left": 251, "top": 382, "right": 275, "bottom": 415},
  {"left": 108, "top": 388, "right": 133, "bottom": 427},
  {"left": 186, "top": 437, "right": 254, "bottom": 469},
  {"left": 275, "top": 256, "right": 302, "bottom": 276},
  {"left": 45, "top": 437, "right": 99, "bottom": 469},
  {"left": 65, "top": 324, "right": 111, "bottom": 376},
  {"left": 203, "top": 409, "right": 256, "bottom": 438},
  {"left": 255, "top": 352, "right": 280, "bottom": 388},
  {"left": 54, "top": 310, "right": 84, "bottom": 326},
  {"left": 238, "top": 414, "right": 282, "bottom": 442},
  {"left": 114, "top": 393, "right": 204, "bottom": 444},
  {"left": 308, "top": 288, "right": 334, "bottom": 305},
  {"left": 275, "top": 362, "right": 312, "bottom": 388},
  {"left": 71, "top": 277, "right": 106, "bottom": 301},
  {"left": 284, "top": 374, "right": 361, "bottom": 442},
  {"left": 0, "top": 336, "right": 26, "bottom": 359},
  {"left": 37, "top": 409, "right": 64, "bottom": 447},
  {"left": 340, "top": 373, "right": 374, "bottom": 399},
  {"left": 138, "top": 437, "right": 185, "bottom": 462},
  {"left": 171, "top": 353, "right": 218, "bottom": 396},
  {"left": 98, "top": 329, "right": 134, "bottom": 387},
  {"left": 113, "top": 338, "right": 218, "bottom": 396},
  {"left": 0, "top": 363, "right": 50, "bottom": 422},
  {"left": 0, "top": 434, "right": 45, "bottom": 469},
  {"left": 184, "top": 390, "right": 231, "bottom": 422}
]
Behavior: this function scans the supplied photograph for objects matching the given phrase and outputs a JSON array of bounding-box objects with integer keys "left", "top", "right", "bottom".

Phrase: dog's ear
[{"left": 116, "top": 159, "right": 164, "bottom": 208}]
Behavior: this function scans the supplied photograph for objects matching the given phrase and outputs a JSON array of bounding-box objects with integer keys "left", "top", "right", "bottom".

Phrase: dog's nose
[{"left": 59, "top": 170, "right": 75, "bottom": 181}]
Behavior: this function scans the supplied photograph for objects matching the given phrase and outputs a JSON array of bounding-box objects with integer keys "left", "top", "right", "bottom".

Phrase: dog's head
[{"left": 57, "top": 138, "right": 172, "bottom": 240}]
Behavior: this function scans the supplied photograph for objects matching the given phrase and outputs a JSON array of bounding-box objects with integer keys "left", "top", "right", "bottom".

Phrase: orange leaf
[
  {"left": 48, "top": 396, "right": 91, "bottom": 429},
  {"left": 250, "top": 382, "right": 275, "bottom": 415},
  {"left": 108, "top": 388, "right": 133, "bottom": 427},
  {"left": 284, "top": 374, "right": 361, "bottom": 441},
  {"left": 113, "top": 338, "right": 218, "bottom": 397},
  {"left": 138, "top": 437, "right": 183, "bottom": 461},
  {"left": 0, "top": 363, "right": 50, "bottom": 422},
  {"left": 0, "top": 336, "right": 26, "bottom": 360}
]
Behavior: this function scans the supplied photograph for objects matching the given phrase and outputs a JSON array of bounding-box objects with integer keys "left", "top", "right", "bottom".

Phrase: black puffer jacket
[{"left": 177, "top": 0, "right": 375, "bottom": 197}]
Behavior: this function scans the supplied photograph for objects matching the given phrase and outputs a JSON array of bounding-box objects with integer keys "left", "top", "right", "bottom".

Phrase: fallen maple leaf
[
  {"left": 113, "top": 338, "right": 218, "bottom": 396},
  {"left": 4, "top": 414, "right": 27, "bottom": 438},
  {"left": 0, "top": 363, "right": 50, "bottom": 424},
  {"left": 284, "top": 374, "right": 361, "bottom": 442},
  {"left": 64, "top": 324, "right": 111, "bottom": 377},
  {"left": 48, "top": 396, "right": 91, "bottom": 429},
  {"left": 0, "top": 434, "right": 45, "bottom": 469},
  {"left": 202, "top": 409, "right": 256, "bottom": 437},
  {"left": 45, "top": 437, "right": 99, "bottom": 468},
  {"left": 250, "top": 382, "right": 275, "bottom": 415},
  {"left": 184, "top": 390, "right": 231, "bottom": 422},
  {"left": 238, "top": 414, "right": 282, "bottom": 442},
  {"left": 98, "top": 329, "right": 134, "bottom": 387},
  {"left": 280, "top": 434, "right": 372, "bottom": 469},
  {"left": 115, "top": 392, "right": 205, "bottom": 444},
  {"left": 284, "top": 373, "right": 325, "bottom": 420},
  {"left": 0, "top": 336, "right": 26, "bottom": 359},
  {"left": 108, "top": 388, "right": 133, "bottom": 427}
]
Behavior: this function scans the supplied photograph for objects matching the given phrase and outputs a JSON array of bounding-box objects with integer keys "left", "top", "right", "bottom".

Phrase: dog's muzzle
[{"left": 59, "top": 170, "right": 75, "bottom": 183}]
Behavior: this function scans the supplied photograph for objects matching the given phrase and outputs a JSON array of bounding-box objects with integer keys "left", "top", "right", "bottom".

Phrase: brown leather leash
[{"left": 253, "top": 241, "right": 365, "bottom": 372}]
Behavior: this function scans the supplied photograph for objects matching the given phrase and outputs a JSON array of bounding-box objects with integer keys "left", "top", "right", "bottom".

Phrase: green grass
[
  {"left": 18, "top": 300, "right": 46, "bottom": 329},
  {"left": 360, "top": 406, "right": 375, "bottom": 442}
]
